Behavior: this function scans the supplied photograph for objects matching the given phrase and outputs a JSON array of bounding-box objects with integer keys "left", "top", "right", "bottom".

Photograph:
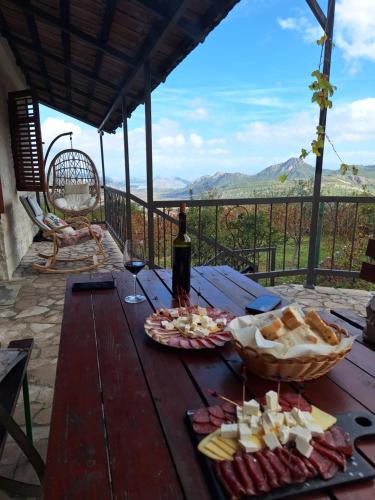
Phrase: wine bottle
[{"left": 172, "top": 203, "right": 191, "bottom": 297}]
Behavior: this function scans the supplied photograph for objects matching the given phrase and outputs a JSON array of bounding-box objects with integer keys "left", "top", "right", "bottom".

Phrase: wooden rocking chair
[{"left": 20, "top": 196, "right": 106, "bottom": 274}]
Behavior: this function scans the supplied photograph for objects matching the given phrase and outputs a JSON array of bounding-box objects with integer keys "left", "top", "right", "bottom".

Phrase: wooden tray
[{"left": 185, "top": 410, "right": 375, "bottom": 499}]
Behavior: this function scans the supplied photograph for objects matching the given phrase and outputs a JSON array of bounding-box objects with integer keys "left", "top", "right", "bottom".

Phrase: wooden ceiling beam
[
  {"left": 306, "top": 0, "right": 327, "bottom": 31},
  {"left": 10, "top": 0, "right": 137, "bottom": 67},
  {"left": 98, "top": 0, "right": 189, "bottom": 131},
  {"left": 85, "top": 0, "right": 118, "bottom": 118},
  {"left": 60, "top": 0, "right": 71, "bottom": 112}
]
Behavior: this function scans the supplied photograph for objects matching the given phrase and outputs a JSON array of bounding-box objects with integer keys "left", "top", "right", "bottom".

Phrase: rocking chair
[{"left": 20, "top": 196, "right": 106, "bottom": 274}]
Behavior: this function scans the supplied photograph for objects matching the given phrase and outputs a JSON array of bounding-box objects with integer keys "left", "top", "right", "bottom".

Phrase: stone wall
[{"left": 0, "top": 36, "right": 36, "bottom": 280}]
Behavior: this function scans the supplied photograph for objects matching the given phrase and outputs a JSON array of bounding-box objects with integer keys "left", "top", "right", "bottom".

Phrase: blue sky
[{"left": 40, "top": 0, "right": 375, "bottom": 182}]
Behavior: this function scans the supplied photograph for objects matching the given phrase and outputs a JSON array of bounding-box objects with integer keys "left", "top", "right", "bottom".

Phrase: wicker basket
[{"left": 232, "top": 339, "right": 353, "bottom": 382}]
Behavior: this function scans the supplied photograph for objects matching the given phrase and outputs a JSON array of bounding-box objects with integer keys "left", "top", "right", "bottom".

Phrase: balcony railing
[{"left": 104, "top": 186, "right": 375, "bottom": 287}]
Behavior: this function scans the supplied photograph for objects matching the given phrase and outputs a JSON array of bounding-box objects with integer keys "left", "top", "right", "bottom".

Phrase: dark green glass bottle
[{"left": 172, "top": 203, "right": 191, "bottom": 297}]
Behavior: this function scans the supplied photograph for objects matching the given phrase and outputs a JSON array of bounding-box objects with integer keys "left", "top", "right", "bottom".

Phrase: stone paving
[{"left": 0, "top": 231, "right": 372, "bottom": 498}]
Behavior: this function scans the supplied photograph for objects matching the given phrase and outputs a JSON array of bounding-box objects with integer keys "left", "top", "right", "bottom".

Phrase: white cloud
[
  {"left": 188, "top": 107, "right": 209, "bottom": 119},
  {"left": 277, "top": 15, "right": 322, "bottom": 43},
  {"left": 190, "top": 133, "right": 204, "bottom": 148}
]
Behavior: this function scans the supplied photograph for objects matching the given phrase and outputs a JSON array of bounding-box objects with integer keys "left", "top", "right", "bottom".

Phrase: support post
[
  {"left": 99, "top": 131, "right": 106, "bottom": 187},
  {"left": 306, "top": 0, "right": 336, "bottom": 288},
  {"left": 122, "top": 95, "right": 132, "bottom": 240},
  {"left": 144, "top": 61, "right": 155, "bottom": 268}
]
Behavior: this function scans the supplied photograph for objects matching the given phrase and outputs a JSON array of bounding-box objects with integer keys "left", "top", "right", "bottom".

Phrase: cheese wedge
[
  {"left": 311, "top": 405, "right": 337, "bottom": 430},
  {"left": 199, "top": 446, "right": 227, "bottom": 461},
  {"left": 211, "top": 436, "right": 238, "bottom": 455},
  {"left": 205, "top": 441, "right": 232, "bottom": 460}
]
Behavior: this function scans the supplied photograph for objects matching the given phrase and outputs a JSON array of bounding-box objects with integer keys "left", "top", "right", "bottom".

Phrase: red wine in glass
[
  {"left": 123, "top": 240, "right": 146, "bottom": 304},
  {"left": 124, "top": 260, "right": 145, "bottom": 275}
]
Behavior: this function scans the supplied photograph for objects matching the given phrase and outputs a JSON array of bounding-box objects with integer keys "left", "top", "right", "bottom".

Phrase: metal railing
[{"left": 103, "top": 186, "right": 375, "bottom": 286}]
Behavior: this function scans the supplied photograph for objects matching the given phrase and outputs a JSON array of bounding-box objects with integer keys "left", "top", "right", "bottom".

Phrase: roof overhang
[{"left": 0, "top": 0, "right": 239, "bottom": 133}]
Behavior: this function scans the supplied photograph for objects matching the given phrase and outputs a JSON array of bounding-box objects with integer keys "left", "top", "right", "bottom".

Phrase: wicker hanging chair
[{"left": 47, "top": 149, "right": 100, "bottom": 217}]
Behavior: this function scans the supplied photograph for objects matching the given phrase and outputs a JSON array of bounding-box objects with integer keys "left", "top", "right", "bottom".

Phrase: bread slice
[
  {"left": 260, "top": 317, "right": 283, "bottom": 340},
  {"left": 281, "top": 306, "right": 304, "bottom": 330},
  {"left": 304, "top": 310, "right": 339, "bottom": 345}
]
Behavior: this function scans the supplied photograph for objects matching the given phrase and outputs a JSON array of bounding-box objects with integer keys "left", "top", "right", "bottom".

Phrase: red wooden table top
[{"left": 43, "top": 266, "right": 375, "bottom": 499}]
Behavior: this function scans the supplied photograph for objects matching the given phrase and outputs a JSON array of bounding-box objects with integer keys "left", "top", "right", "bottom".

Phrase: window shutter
[{"left": 8, "top": 90, "right": 45, "bottom": 192}]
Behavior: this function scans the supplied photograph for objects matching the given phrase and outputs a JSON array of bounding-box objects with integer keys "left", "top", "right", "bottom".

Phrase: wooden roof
[{"left": 0, "top": 0, "right": 239, "bottom": 133}]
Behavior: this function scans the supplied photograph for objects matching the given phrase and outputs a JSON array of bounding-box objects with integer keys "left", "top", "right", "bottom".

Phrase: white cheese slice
[
  {"left": 290, "top": 425, "right": 312, "bottom": 442},
  {"left": 265, "top": 390, "right": 281, "bottom": 412},
  {"left": 239, "top": 436, "right": 262, "bottom": 453},
  {"left": 169, "top": 308, "right": 179, "bottom": 318},
  {"left": 263, "top": 431, "right": 281, "bottom": 451},
  {"left": 305, "top": 422, "right": 324, "bottom": 436},
  {"left": 295, "top": 435, "right": 313, "bottom": 458},
  {"left": 278, "top": 425, "right": 290, "bottom": 445},
  {"left": 243, "top": 399, "right": 261, "bottom": 417},
  {"left": 239, "top": 423, "right": 252, "bottom": 440},
  {"left": 221, "top": 423, "right": 238, "bottom": 438},
  {"left": 283, "top": 412, "right": 297, "bottom": 427}
]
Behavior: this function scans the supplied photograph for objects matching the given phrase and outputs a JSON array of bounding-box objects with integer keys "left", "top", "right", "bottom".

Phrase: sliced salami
[
  {"left": 179, "top": 338, "right": 191, "bottom": 349},
  {"left": 189, "top": 339, "right": 202, "bottom": 349},
  {"left": 222, "top": 402, "right": 237, "bottom": 415},
  {"left": 192, "top": 422, "right": 217, "bottom": 435},
  {"left": 192, "top": 408, "right": 210, "bottom": 424},
  {"left": 209, "top": 415, "right": 225, "bottom": 428},
  {"left": 208, "top": 405, "right": 225, "bottom": 419}
]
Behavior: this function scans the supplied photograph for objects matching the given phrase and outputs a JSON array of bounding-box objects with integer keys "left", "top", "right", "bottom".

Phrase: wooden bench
[{"left": 0, "top": 339, "right": 44, "bottom": 497}]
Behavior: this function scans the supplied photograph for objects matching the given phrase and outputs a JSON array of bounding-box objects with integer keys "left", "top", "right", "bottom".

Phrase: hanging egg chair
[{"left": 47, "top": 148, "right": 100, "bottom": 217}]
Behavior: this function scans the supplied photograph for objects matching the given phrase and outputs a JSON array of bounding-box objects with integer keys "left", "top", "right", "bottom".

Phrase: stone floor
[{"left": 0, "top": 232, "right": 372, "bottom": 498}]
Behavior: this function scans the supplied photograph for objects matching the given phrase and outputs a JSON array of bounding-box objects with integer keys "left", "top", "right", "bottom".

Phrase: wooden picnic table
[{"left": 43, "top": 265, "right": 375, "bottom": 499}]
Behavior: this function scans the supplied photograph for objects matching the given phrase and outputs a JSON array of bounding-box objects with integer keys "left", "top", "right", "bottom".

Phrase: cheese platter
[
  {"left": 186, "top": 390, "right": 375, "bottom": 499},
  {"left": 144, "top": 305, "right": 235, "bottom": 349}
]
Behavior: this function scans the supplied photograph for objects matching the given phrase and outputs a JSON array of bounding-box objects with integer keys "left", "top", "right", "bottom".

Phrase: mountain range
[{"left": 107, "top": 158, "right": 375, "bottom": 199}]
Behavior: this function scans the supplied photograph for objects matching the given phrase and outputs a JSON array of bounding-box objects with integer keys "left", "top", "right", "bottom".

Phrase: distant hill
[{"left": 252, "top": 158, "right": 315, "bottom": 181}]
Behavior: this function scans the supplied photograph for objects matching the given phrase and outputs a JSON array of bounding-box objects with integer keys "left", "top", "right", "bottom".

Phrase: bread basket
[
  {"left": 232, "top": 339, "right": 352, "bottom": 382},
  {"left": 229, "top": 306, "right": 355, "bottom": 382}
]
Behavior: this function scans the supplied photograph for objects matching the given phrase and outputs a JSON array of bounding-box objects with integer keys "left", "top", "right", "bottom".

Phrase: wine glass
[{"left": 123, "top": 240, "right": 146, "bottom": 303}]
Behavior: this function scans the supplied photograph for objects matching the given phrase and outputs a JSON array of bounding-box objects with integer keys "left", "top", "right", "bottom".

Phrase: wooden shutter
[{"left": 8, "top": 90, "right": 45, "bottom": 191}]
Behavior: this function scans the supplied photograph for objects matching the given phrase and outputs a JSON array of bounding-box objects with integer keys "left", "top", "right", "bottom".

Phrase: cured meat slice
[
  {"left": 214, "top": 332, "right": 232, "bottom": 341},
  {"left": 242, "top": 453, "right": 270, "bottom": 493},
  {"left": 312, "top": 440, "right": 347, "bottom": 470},
  {"left": 220, "top": 461, "right": 246, "bottom": 499},
  {"left": 233, "top": 453, "right": 256, "bottom": 495},
  {"left": 188, "top": 339, "right": 202, "bottom": 349},
  {"left": 208, "top": 336, "right": 226, "bottom": 347},
  {"left": 222, "top": 402, "right": 236, "bottom": 415},
  {"left": 179, "top": 338, "right": 191, "bottom": 349},
  {"left": 168, "top": 337, "right": 181, "bottom": 348},
  {"left": 208, "top": 405, "right": 225, "bottom": 420},
  {"left": 330, "top": 426, "right": 353, "bottom": 457},
  {"left": 210, "top": 415, "right": 225, "bottom": 428},
  {"left": 281, "top": 393, "right": 311, "bottom": 412},
  {"left": 255, "top": 451, "right": 280, "bottom": 489},
  {"left": 308, "top": 449, "right": 339, "bottom": 480},
  {"left": 275, "top": 447, "right": 307, "bottom": 483},
  {"left": 298, "top": 455, "right": 319, "bottom": 479},
  {"left": 262, "top": 449, "right": 292, "bottom": 485},
  {"left": 192, "top": 408, "right": 210, "bottom": 424},
  {"left": 196, "top": 338, "right": 215, "bottom": 349},
  {"left": 214, "top": 461, "right": 238, "bottom": 500},
  {"left": 193, "top": 422, "right": 217, "bottom": 435}
]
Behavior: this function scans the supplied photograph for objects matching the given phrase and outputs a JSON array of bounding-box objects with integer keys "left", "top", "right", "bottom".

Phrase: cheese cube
[
  {"left": 284, "top": 412, "right": 297, "bottom": 427},
  {"left": 250, "top": 415, "right": 261, "bottom": 429},
  {"left": 221, "top": 423, "right": 238, "bottom": 438},
  {"left": 236, "top": 406, "right": 246, "bottom": 423},
  {"left": 169, "top": 308, "right": 179, "bottom": 318},
  {"left": 196, "top": 327, "right": 209, "bottom": 337},
  {"left": 243, "top": 399, "right": 260, "bottom": 417},
  {"left": 295, "top": 435, "right": 313, "bottom": 458},
  {"left": 189, "top": 313, "right": 201, "bottom": 323},
  {"left": 239, "top": 436, "right": 262, "bottom": 453},
  {"left": 305, "top": 422, "right": 324, "bottom": 437},
  {"left": 197, "top": 306, "right": 207, "bottom": 315},
  {"left": 239, "top": 423, "right": 252, "bottom": 440},
  {"left": 263, "top": 410, "right": 279, "bottom": 427},
  {"left": 161, "top": 321, "right": 175, "bottom": 330},
  {"left": 290, "top": 425, "right": 312, "bottom": 442},
  {"left": 265, "top": 390, "right": 281, "bottom": 411},
  {"left": 291, "top": 408, "right": 313, "bottom": 427},
  {"left": 262, "top": 417, "right": 274, "bottom": 434},
  {"left": 278, "top": 425, "right": 290, "bottom": 445},
  {"left": 263, "top": 432, "right": 281, "bottom": 451}
]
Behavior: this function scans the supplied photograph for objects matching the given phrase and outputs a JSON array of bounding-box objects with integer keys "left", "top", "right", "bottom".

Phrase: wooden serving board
[{"left": 186, "top": 410, "right": 375, "bottom": 500}]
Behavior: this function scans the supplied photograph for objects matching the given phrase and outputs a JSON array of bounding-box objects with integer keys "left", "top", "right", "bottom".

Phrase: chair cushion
[
  {"left": 44, "top": 213, "right": 75, "bottom": 234},
  {"left": 64, "top": 183, "right": 90, "bottom": 196},
  {"left": 27, "top": 196, "right": 44, "bottom": 218},
  {"left": 57, "top": 224, "right": 104, "bottom": 247},
  {"left": 55, "top": 194, "right": 96, "bottom": 212}
]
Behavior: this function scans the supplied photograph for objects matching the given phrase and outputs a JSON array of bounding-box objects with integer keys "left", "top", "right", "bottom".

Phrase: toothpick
[
  {"left": 297, "top": 382, "right": 304, "bottom": 410},
  {"left": 241, "top": 366, "right": 247, "bottom": 406},
  {"left": 208, "top": 389, "right": 240, "bottom": 408},
  {"left": 277, "top": 374, "right": 282, "bottom": 401}
]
